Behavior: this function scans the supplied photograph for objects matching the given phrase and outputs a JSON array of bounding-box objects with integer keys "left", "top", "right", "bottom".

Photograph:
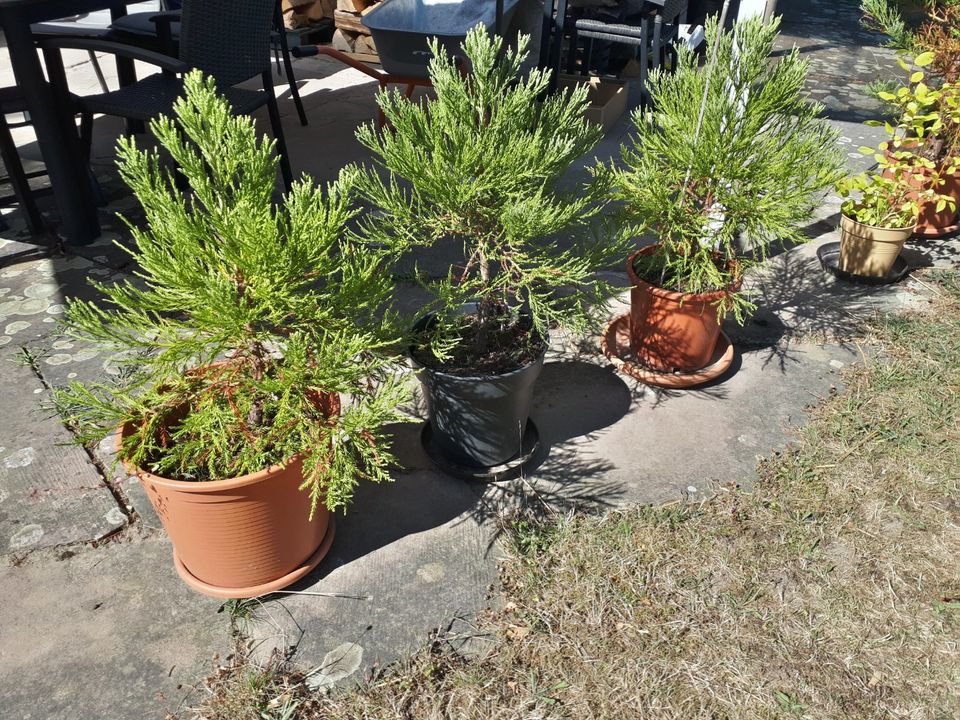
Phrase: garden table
[{"left": 0, "top": 0, "right": 134, "bottom": 245}]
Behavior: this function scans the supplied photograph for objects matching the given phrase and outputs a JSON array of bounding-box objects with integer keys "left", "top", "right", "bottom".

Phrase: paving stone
[
  {"left": 246, "top": 468, "right": 500, "bottom": 685},
  {"left": 0, "top": 536, "right": 229, "bottom": 720},
  {"left": 528, "top": 340, "right": 860, "bottom": 508},
  {"left": 0, "top": 251, "right": 126, "bottom": 354},
  {"left": 0, "top": 361, "right": 124, "bottom": 554}
]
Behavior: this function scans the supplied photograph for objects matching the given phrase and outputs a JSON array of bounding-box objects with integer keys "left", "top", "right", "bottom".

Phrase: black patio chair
[
  {"left": 0, "top": 87, "right": 46, "bottom": 234},
  {"left": 109, "top": 0, "right": 308, "bottom": 126},
  {"left": 37, "top": 0, "right": 293, "bottom": 193},
  {"left": 0, "top": 86, "right": 99, "bottom": 235},
  {"left": 30, "top": 3, "right": 174, "bottom": 94},
  {"left": 562, "top": 0, "right": 689, "bottom": 91}
]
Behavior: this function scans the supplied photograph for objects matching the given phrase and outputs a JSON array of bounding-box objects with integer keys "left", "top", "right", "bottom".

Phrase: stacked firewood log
[
  {"left": 332, "top": 0, "right": 381, "bottom": 58},
  {"left": 281, "top": 0, "right": 335, "bottom": 29}
]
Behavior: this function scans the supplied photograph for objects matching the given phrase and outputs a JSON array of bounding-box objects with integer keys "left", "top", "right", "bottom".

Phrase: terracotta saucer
[
  {"left": 172, "top": 516, "right": 336, "bottom": 599},
  {"left": 600, "top": 313, "right": 735, "bottom": 389},
  {"left": 420, "top": 419, "right": 540, "bottom": 482},
  {"left": 817, "top": 241, "right": 911, "bottom": 285}
]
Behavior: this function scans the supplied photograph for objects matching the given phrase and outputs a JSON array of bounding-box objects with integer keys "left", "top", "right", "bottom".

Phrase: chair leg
[
  {"left": 274, "top": 4, "right": 308, "bottom": 126},
  {"left": 262, "top": 72, "right": 293, "bottom": 193},
  {"left": 0, "top": 114, "right": 45, "bottom": 234},
  {"left": 640, "top": 17, "right": 650, "bottom": 104},
  {"left": 549, "top": 0, "right": 568, "bottom": 89},
  {"left": 281, "top": 45, "right": 308, "bottom": 126},
  {"left": 88, "top": 51, "right": 109, "bottom": 93},
  {"left": 79, "top": 113, "right": 94, "bottom": 160},
  {"left": 78, "top": 113, "right": 105, "bottom": 207},
  {"left": 567, "top": 26, "right": 580, "bottom": 74}
]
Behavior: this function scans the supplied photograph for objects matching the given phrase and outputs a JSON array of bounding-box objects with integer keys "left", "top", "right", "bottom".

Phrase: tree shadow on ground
[
  {"left": 289, "top": 360, "right": 632, "bottom": 584},
  {"left": 727, "top": 239, "right": 911, "bottom": 374}
]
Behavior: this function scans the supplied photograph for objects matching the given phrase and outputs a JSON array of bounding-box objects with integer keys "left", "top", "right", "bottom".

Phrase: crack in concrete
[{"left": 18, "top": 345, "right": 140, "bottom": 533}]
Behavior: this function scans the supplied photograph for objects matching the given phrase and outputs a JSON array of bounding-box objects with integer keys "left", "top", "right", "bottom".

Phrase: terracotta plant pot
[
  {"left": 885, "top": 145, "right": 960, "bottom": 236},
  {"left": 838, "top": 214, "right": 913, "bottom": 278},
  {"left": 627, "top": 246, "right": 737, "bottom": 373},
  {"left": 118, "top": 393, "right": 340, "bottom": 599},
  {"left": 915, "top": 167, "right": 960, "bottom": 235}
]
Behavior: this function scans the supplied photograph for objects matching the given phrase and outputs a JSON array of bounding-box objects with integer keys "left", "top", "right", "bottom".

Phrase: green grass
[{"left": 178, "top": 271, "right": 960, "bottom": 719}]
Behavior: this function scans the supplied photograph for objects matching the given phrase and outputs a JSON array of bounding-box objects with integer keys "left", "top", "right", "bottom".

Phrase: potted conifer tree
[
  {"left": 53, "top": 72, "right": 408, "bottom": 599},
  {"left": 607, "top": 16, "right": 844, "bottom": 386},
  {"left": 354, "top": 26, "right": 627, "bottom": 470}
]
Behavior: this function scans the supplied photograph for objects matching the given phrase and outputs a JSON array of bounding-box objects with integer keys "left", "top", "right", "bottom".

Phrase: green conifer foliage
[
  {"left": 355, "top": 25, "right": 629, "bottom": 371},
  {"left": 54, "top": 72, "right": 408, "bottom": 516},
  {"left": 612, "top": 17, "right": 845, "bottom": 322}
]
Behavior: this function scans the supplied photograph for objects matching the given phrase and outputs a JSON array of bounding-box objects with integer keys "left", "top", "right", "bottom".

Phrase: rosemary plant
[
  {"left": 354, "top": 25, "right": 628, "bottom": 374},
  {"left": 53, "top": 72, "right": 408, "bottom": 517},
  {"left": 611, "top": 16, "right": 844, "bottom": 322}
]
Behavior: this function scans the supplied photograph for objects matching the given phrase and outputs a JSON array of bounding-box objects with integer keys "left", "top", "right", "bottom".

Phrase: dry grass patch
[{"left": 180, "top": 273, "right": 960, "bottom": 720}]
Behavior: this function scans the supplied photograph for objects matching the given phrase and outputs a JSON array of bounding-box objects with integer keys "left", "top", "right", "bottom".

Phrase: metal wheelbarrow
[{"left": 292, "top": 0, "right": 519, "bottom": 125}]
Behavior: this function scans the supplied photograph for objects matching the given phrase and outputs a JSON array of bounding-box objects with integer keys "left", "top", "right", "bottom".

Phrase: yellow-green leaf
[
  {"left": 910, "top": 71, "right": 924, "bottom": 83},
  {"left": 914, "top": 51, "right": 934, "bottom": 67}
]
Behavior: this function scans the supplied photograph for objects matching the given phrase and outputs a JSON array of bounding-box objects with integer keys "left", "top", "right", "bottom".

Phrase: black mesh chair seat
[
  {"left": 562, "top": 0, "right": 689, "bottom": 94},
  {"left": 108, "top": 2, "right": 306, "bottom": 126},
  {"left": 82, "top": 73, "right": 266, "bottom": 121},
  {"left": 36, "top": 0, "right": 293, "bottom": 192}
]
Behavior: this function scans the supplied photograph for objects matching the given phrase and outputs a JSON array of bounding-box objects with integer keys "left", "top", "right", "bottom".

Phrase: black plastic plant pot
[{"left": 412, "top": 309, "right": 546, "bottom": 469}]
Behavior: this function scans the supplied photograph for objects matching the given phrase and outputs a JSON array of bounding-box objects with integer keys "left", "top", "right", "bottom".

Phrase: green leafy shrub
[
  {"left": 875, "top": 52, "right": 960, "bottom": 164},
  {"left": 53, "top": 72, "right": 408, "bottom": 516},
  {"left": 354, "top": 25, "right": 628, "bottom": 374},
  {"left": 836, "top": 171, "right": 920, "bottom": 228},
  {"left": 841, "top": 53, "right": 958, "bottom": 229}
]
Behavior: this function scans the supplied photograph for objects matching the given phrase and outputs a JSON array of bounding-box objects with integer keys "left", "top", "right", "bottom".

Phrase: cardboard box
[{"left": 554, "top": 74, "right": 628, "bottom": 134}]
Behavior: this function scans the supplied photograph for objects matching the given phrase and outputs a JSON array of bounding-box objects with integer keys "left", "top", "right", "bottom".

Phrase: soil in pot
[
  {"left": 119, "top": 391, "right": 339, "bottom": 598},
  {"left": 838, "top": 214, "right": 914, "bottom": 277},
  {"left": 627, "top": 246, "right": 736, "bottom": 374},
  {"left": 411, "top": 304, "right": 546, "bottom": 468},
  {"left": 410, "top": 306, "right": 543, "bottom": 376}
]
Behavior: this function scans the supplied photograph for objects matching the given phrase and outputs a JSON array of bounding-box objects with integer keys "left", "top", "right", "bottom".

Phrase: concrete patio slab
[
  {"left": 1, "top": 0, "right": 957, "bottom": 713},
  {"left": 0, "top": 245, "right": 127, "bottom": 355},
  {"left": 0, "top": 535, "right": 229, "bottom": 720},
  {"left": 246, "top": 467, "right": 501, "bottom": 685},
  {"left": 0, "top": 360, "right": 125, "bottom": 554}
]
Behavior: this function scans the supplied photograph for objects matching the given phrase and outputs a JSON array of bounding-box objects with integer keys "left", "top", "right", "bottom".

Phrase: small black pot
[{"left": 412, "top": 308, "right": 546, "bottom": 468}]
